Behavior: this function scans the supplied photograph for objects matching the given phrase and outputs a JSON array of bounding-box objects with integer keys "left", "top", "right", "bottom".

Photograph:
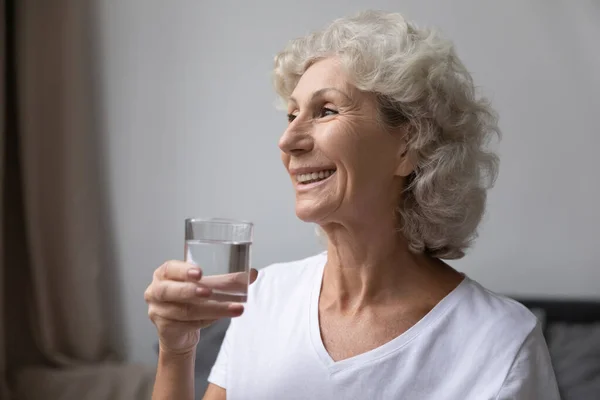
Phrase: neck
[{"left": 320, "top": 218, "right": 453, "bottom": 311}]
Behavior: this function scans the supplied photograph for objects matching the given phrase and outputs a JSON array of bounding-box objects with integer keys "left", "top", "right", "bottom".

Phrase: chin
[
  {"left": 295, "top": 203, "right": 332, "bottom": 223},
  {"left": 295, "top": 207, "right": 319, "bottom": 223}
]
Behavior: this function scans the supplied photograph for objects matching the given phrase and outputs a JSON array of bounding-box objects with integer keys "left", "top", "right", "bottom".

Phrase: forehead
[{"left": 289, "top": 58, "right": 352, "bottom": 102}]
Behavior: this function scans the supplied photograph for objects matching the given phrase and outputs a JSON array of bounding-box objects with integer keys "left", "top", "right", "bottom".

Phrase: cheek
[
  {"left": 323, "top": 126, "right": 389, "bottom": 178},
  {"left": 320, "top": 121, "right": 363, "bottom": 165},
  {"left": 325, "top": 133, "right": 398, "bottom": 204}
]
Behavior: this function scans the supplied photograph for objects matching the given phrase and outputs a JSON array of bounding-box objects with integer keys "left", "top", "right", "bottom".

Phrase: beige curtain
[{"left": 2, "top": 0, "right": 154, "bottom": 398}]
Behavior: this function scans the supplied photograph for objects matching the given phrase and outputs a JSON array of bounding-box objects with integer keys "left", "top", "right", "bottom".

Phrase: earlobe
[
  {"left": 395, "top": 154, "right": 415, "bottom": 177},
  {"left": 394, "top": 136, "right": 415, "bottom": 177}
]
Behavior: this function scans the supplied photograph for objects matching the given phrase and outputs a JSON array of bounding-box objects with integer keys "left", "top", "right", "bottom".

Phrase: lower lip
[{"left": 296, "top": 172, "right": 336, "bottom": 192}]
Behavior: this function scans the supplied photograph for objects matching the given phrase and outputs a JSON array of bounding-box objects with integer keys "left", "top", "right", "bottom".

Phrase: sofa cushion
[{"left": 547, "top": 322, "right": 600, "bottom": 400}]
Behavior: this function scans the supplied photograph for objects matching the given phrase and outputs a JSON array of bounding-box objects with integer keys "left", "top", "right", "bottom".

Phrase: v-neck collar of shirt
[{"left": 308, "top": 252, "right": 469, "bottom": 374}]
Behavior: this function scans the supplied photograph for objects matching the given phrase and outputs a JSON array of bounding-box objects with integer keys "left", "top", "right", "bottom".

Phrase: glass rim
[{"left": 185, "top": 217, "right": 253, "bottom": 227}]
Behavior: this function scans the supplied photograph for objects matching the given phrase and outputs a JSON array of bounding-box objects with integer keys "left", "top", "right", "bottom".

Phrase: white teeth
[{"left": 296, "top": 169, "right": 336, "bottom": 183}]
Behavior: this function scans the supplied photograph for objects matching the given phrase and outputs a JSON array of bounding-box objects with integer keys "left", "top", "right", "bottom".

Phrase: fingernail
[
  {"left": 229, "top": 304, "right": 244, "bottom": 314},
  {"left": 195, "top": 287, "right": 209, "bottom": 296},
  {"left": 187, "top": 268, "right": 201, "bottom": 279}
]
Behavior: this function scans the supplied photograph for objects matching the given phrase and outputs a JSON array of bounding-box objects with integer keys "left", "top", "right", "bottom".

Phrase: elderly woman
[{"left": 145, "top": 10, "right": 560, "bottom": 400}]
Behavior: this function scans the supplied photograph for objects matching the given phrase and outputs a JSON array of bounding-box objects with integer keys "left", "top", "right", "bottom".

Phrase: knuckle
[
  {"left": 161, "top": 261, "right": 172, "bottom": 278},
  {"left": 154, "top": 283, "right": 167, "bottom": 301},
  {"left": 143, "top": 287, "right": 152, "bottom": 303},
  {"left": 155, "top": 263, "right": 167, "bottom": 279},
  {"left": 158, "top": 260, "right": 176, "bottom": 279}
]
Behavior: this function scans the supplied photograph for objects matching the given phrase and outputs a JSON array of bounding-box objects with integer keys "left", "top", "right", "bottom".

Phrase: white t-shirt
[{"left": 208, "top": 253, "right": 560, "bottom": 399}]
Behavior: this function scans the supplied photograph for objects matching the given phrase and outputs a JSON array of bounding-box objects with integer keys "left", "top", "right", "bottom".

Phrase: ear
[{"left": 394, "top": 136, "right": 415, "bottom": 177}]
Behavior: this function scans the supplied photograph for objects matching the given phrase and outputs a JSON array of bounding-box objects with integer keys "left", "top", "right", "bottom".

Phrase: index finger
[
  {"left": 155, "top": 260, "right": 202, "bottom": 282},
  {"left": 199, "top": 269, "right": 258, "bottom": 292}
]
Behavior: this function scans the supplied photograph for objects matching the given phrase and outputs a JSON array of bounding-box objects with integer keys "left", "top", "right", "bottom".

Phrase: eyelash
[{"left": 287, "top": 107, "right": 338, "bottom": 123}]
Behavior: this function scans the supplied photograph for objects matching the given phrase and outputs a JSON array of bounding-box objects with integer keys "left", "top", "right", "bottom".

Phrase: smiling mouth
[{"left": 296, "top": 169, "right": 337, "bottom": 185}]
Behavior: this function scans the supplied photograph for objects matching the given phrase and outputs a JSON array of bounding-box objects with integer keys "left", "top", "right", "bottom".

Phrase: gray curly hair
[{"left": 273, "top": 10, "right": 500, "bottom": 259}]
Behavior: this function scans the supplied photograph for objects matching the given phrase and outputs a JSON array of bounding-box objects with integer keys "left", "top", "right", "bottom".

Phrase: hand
[{"left": 144, "top": 260, "right": 258, "bottom": 355}]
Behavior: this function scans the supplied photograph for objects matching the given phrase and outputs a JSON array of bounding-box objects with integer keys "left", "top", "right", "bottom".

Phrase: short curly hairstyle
[{"left": 273, "top": 10, "right": 500, "bottom": 259}]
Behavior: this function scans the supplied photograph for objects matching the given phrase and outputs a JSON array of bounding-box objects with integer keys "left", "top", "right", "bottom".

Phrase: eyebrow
[{"left": 289, "top": 87, "right": 352, "bottom": 106}]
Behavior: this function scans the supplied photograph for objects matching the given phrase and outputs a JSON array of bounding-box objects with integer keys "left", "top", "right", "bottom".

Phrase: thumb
[{"left": 249, "top": 268, "right": 259, "bottom": 285}]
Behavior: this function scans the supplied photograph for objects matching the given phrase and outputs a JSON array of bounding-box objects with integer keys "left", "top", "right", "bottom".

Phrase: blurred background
[{"left": 1, "top": 0, "right": 599, "bottom": 399}]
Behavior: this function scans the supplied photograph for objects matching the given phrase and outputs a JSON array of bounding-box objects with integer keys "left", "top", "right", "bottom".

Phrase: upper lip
[{"left": 289, "top": 166, "right": 337, "bottom": 175}]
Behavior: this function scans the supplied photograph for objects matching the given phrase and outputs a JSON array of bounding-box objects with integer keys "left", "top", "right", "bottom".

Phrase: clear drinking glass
[{"left": 185, "top": 218, "right": 253, "bottom": 303}]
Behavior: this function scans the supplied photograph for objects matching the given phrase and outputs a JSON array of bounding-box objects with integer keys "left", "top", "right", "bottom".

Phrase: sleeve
[
  {"left": 207, "top": 317, "right": 238, "bottom": 390},
  {"left": 496, "top": 322, "right": 561, "bottom": 400}
]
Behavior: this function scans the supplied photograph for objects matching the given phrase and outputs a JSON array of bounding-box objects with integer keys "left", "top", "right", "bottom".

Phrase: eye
[
  {"left": 287, "top": 113, "right": 297, "bottom": 123},
  {"left": 319, "top": 107, "right": 338, "bottom": 118}
]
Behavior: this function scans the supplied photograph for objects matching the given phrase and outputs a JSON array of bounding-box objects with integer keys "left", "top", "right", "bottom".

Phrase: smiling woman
[
  {"left": 145, "top": 10, "right": 560, "bottom": 400},
  {"left": 275, "top": 17, "right": 500, "bottom": 259},
  {"left": 280, "top": 57, "right": 415, "bottom": 230}
]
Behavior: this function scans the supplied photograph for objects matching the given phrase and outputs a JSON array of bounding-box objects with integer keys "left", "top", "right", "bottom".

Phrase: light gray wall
[{"left": 94, "top": 0, "right": 600, "bottom": 366}]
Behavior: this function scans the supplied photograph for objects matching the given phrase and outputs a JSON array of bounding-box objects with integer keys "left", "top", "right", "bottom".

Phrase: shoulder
[
  {"left": 441, "top": 278, "right": 542, "bottom": 364},
  {"left": 459, "top": 282, "right": 560, "bottom": 398},
  {"left": 496, "top": 322, "right": 560, "bottom": 398},
  {"left": 459, "top": 278, "right": 539, "bottom": 338},
  {"left": 439, "top": 278, "right": 557, "bottom": 396}
]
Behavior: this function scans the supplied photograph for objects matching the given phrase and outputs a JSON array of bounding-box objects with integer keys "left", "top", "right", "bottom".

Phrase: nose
[{"left": 278, "top": 122, "right": 314, "bottom": 156}]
